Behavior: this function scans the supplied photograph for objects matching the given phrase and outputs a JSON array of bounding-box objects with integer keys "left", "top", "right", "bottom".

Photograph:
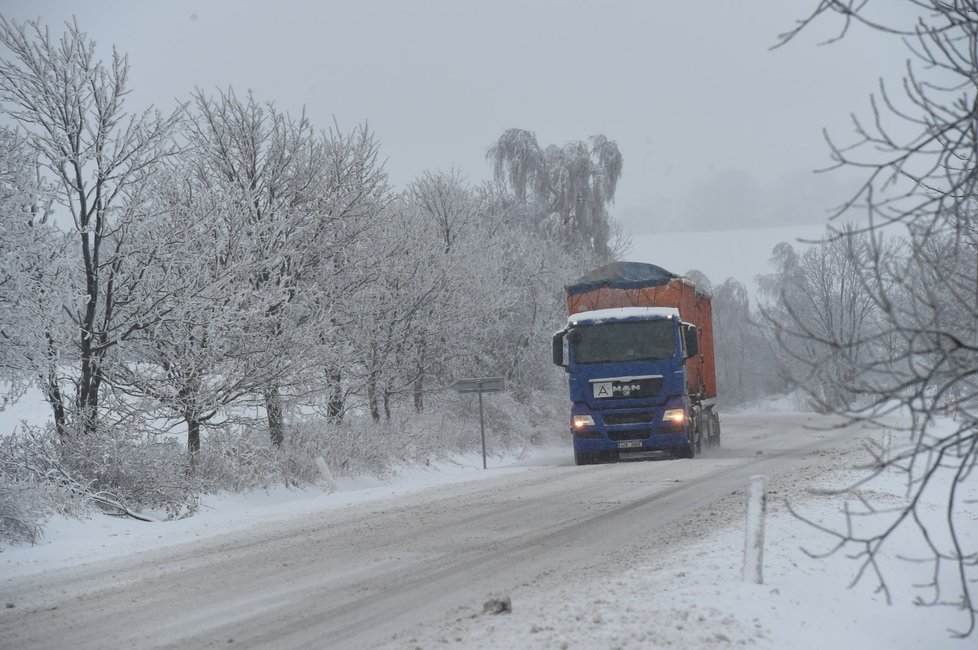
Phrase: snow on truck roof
[{"left": 568, "top": 307, "right": 680, "bottom": 325}]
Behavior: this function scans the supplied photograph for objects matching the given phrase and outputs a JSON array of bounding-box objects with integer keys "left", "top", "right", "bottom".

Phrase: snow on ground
[
  {"left": 396, "top": 432, "right": 975, "bottom": 650},
  {"left": 1, "top": 402, "right": 974, "bottom": 648}
]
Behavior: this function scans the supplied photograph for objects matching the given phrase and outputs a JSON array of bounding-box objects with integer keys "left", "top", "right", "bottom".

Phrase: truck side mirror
[
  {"left": 552, "top": 330, "right": 567, "bottom": 367},
  {"left": 683, "top": 323, "right": 699, "bottom": 358}
]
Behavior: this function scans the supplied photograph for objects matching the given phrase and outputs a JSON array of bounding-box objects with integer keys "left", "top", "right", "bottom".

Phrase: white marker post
[
  {"left": 743, "top": 474, "right": 768, "bottom": 584},
  {"left": 315, "top": 456, "right": 337, "bottom": 493}
]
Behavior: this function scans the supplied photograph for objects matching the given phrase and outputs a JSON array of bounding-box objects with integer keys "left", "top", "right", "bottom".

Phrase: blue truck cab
[{"left": 552, "top": 307, "right": 702, "bottom": 464}]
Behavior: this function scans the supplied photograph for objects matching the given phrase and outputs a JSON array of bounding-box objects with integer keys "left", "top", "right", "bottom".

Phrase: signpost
[{"left": 451, "top": 377, "right": 506, "bottom": 469}]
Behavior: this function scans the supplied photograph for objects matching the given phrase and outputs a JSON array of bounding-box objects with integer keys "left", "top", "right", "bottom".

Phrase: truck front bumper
[{"left": 572, "top": 429, "right": 690, "bottom": 454}]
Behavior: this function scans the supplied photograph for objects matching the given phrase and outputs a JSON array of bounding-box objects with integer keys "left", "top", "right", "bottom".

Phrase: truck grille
[
  {"left": 604, "top": 413, "right": 653, "bottom": 426},
  {"left": 608, "top": 430, "right": 650, "bottom": 441}
]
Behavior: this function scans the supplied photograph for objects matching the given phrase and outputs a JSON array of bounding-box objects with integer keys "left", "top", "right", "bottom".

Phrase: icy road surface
[{"left": 1, "top": 413, "right": 869, "bottom": 649}]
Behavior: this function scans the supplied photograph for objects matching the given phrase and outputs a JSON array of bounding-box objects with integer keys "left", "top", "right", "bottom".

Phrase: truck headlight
[
  {"left": 572, "top": 414, "right": 595, "bottom": 429},
  {"left": 663, "top": 408, "right": 686, "bottom": 425}
]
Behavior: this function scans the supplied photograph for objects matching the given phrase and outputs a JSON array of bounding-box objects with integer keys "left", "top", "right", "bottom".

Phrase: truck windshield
[{"left": 572, "top": 319, "right": 677, "bottom": 364}]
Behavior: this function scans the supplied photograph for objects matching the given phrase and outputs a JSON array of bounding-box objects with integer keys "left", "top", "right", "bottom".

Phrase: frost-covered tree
[
  {"left": 401, "top": 170, "right": 477, "bottom": 411},
  {"left": 340, "top": 171, "right": 518, "bottom": 420},
  {"left": 0, "top": 126, "right": 64, "bottom": 405},
  {"left": 185, "top": 88, "right": 330, "bottom": 445},
  {"left": 181, "top": 89, "right": 390, "bottom": 445},
  {"left": 410, "top": 169, "right": 477, "bottom": 254},
  {"left": 708, "top": 277, "right": 783, "bottom": 405},
  {"left": 473, "top": 180, "right": 584, "bottom": 401},
  {"left": 486, "top": 129, "right": 545, "bottom": 205},
  {"left": 0, "top": 17, "right": 182, "bottom": 437},
  {"left": 778, "top": 2, "right": 978, "bottom": 635},
  {"left": 333, "top": 196, "right": 430, "bottom": 421},
  {"left": 102, "top": 162, "right": 278, "bottom": 453},
  {"left": 487, "top": 128, "right": 623, "bottom": 259},
  {"left": 0, "top": 127, "right": 45, "bottom": 371},
  {"left": 759, "top": 228, "right": 883, "bottom": 410}
]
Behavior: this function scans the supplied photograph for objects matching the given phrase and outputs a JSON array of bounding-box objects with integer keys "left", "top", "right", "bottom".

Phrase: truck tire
[
  {"left": 693, "top": 410, "right": 703, "bottom": 454},
  {"left": 701, "top": 407, "right": 720, "bottom": 449},
  {"left": 710, "top": 410, "right": 721, "bottom": 447},
  {"left": 574, "top": 450, "right": 594, "bottom": 466},
  {"left": 684, "top": 409, "right": 699, "bottom": 456}
]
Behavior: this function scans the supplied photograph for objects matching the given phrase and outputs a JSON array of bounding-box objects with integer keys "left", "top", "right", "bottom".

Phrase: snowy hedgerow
[{"left": 0, "top": 424, "right": 197, "bottom": 527}]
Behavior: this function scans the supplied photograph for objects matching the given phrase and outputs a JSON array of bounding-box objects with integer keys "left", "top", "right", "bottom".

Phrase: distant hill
[{"left": 625, "top": 223, "right": 828, "bottom": 294}]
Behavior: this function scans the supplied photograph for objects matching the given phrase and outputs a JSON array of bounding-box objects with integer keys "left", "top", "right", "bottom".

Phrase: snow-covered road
[{"left": 0, "top": 414, "right": 881, "bottom": 649}]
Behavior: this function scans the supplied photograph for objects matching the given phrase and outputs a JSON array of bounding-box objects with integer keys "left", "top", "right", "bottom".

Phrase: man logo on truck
[{"left": 593, "top": 382, "right": 643, "bottom": 398}]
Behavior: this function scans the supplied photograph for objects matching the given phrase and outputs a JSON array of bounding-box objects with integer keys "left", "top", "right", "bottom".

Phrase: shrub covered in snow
[
  {"left": 0, "top": 423, "right": 198, "bottom": 542},
  {"left": 0, "top": 385, "right": 569, "bottom": 545}
]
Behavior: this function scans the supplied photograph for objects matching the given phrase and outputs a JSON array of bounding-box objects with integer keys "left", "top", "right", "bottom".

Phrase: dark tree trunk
[
  {"left": 186, "top": 415, "right": 201, "bottom": 454},
  {"left": 414, "top": 341, "right": 426, "bottom": 414},
  {"left": 44, "top": 371, "right": 68, "bottom": 441},
  {"left": 42, "top": 333, "right": 69, "bottom": 440},
  {"left": 77, "top": 351, "right": 101, "bottom": 436},
  {"left": 78, "top": 223, "right": 103, "bottom": 437},
  {"left": 326, "top": 368, "right": 343, "bottom": 423},
  {"left": 367, "top": 348, "right": 381, "bottom": 422},
  {"left": 367, "top": 369, "right": 381, "bottom": 423},
  {"left": 264, "top": 385, "right": 285, "bottom": 447},
  {"left": 413, "top": 373, "right": 424, "bottom": 414}
]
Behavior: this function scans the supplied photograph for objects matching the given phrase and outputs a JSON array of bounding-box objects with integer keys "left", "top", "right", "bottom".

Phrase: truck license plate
[{"left": 618, "top": 440, "right": 642, "bottom": 449}]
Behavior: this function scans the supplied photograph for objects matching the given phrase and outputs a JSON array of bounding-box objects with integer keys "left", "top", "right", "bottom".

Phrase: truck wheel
[
  {"left": 701, "top": 408, "right": 720, "bottom": 448},
  {"left": 688, "top": 410, "right": 702, "bottom": 455},
  {"left": 703, "top": 413, "right": 714, "bottom": 449},
  {"left": 574, "top": 450, "right": 594, "bottom": 466}
]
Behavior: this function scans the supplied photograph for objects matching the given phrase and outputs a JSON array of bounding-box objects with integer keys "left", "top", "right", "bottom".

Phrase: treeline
[{"left": 0, "top": 18, "right": 625, "bottom": 535}]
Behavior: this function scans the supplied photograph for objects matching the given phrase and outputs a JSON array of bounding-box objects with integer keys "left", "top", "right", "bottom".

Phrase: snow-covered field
[{"left": 1, "top": 402, "right": 973, "bottom": 648}]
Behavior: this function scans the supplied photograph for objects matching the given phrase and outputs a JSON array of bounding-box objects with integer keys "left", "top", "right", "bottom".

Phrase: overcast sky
[{"left": 2, "top": 1, "right": 912, "bottom": 235}]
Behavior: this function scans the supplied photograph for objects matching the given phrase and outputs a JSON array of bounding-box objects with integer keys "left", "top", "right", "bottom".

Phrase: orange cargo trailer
[{"left": 565, "top": 262, "right": 717, "bottom": 401}]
